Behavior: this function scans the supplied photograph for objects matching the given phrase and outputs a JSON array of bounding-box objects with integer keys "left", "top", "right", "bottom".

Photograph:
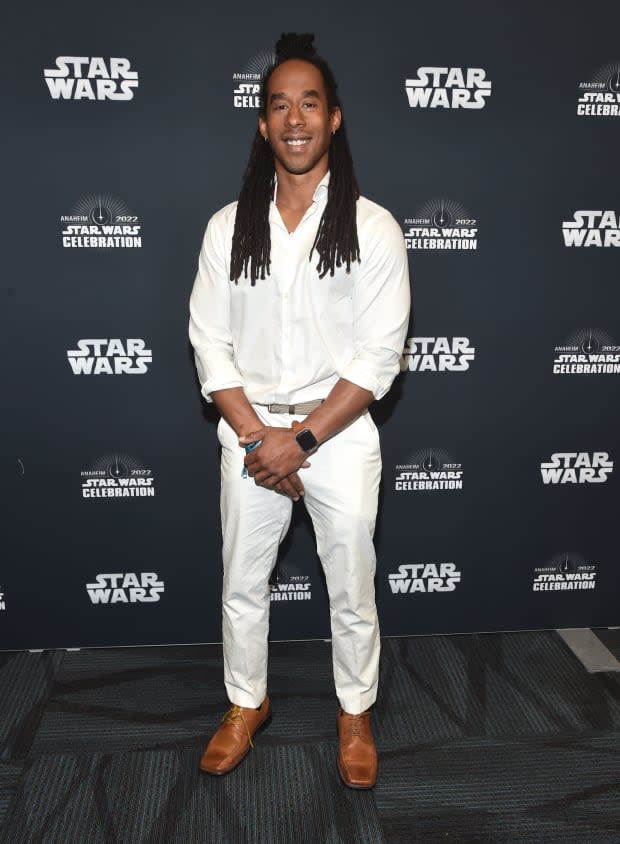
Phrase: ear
[
  {"left": 258, "top": 115, "right": 267, "bottom": 140},
  {"left": 330, "top": 107, "right": 342, "bottom": 133}
]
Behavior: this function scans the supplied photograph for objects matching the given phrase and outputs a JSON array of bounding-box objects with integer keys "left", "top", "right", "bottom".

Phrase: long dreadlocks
[{"left": 230, "top": 33, "right": 360, "bottom": 285}]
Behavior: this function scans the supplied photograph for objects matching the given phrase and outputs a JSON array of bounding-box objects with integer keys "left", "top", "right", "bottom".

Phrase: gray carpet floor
[{"left": 0, "top": 630, "right": 619, "bottom": 843}]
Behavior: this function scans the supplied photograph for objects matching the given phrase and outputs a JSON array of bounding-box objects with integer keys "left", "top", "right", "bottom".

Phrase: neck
[{"left": 274, "top": 162, "right": 328, "bottom": 210}]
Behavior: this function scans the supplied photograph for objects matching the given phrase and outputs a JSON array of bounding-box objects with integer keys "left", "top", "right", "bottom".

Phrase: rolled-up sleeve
[
  {"left": 339, "top": 209, "right": 411, "bottom": 400},
  {"left": 188, "top": 209, "right": 245, "bottom": 402}
]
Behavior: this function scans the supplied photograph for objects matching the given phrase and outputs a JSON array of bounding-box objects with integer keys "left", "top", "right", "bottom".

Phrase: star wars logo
[
  {"left": 395, "top": 448, "right": 463, "bottom": 492},
  {"left": 233, "top": 79, "right": 261, "bottom": 108},
  {"left": 553, "top": 329, "right": 620, "bottom": 375},
  {"left": 388, "top": 563, "right": 462, "bottom": 594},
  {"left": 400, "top": 337, "right": 475, "bottom": 372},
  {"left": 403, "top": 199, "right": 478, "bottom": 250},
  {"left": 405, "top": 67, "right": 491, "bottom": 109},
  {"left": 532, "top": 554, "right": 597, "bottom": 592},
  {"left": 540, "top": 452, "right": 613, "bottom": 485},
  {"left": 67, "top": 339, "right": 152, "bottom": 375},
  {"left": 80, "top": 454, "right": 155, "bottom": 499},
  {"left": 86, "top": 572, "right": 164, "bottom": 604},
  {"left": 232, "top": 49, "right": 274, "bottom": 108},
  {"left": 270, "top": 574, "right": 312, "bottom": 602},
  {"left": 60, "top": 195, "right": 141, "bottom": 248},
  {"left": 44, "top": 57, "right": 138, "bottom": 101},
  {"left": 562, "top": 211, "right": 620, "bottom": 247},
  {"left": 577, "top": 63, "right": 620, "bottom": 117}
]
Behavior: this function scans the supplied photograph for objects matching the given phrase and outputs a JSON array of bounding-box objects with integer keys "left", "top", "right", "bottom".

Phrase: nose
[{"left": 285, "top": 103, "right": 305, "bottom": 127}]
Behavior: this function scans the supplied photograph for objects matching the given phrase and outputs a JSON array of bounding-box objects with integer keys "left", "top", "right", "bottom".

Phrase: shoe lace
[
  {"left": 349, "top": 714, "right": 363, "bottom": 737},
  {"left": 221, "top": 705, "right": 255, "bottom": 748}
]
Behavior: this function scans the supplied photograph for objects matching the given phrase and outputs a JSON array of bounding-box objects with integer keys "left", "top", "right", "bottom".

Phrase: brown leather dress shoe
[
  {"left": 336, "top": 708, "right": 378, "bottom": 789},
  {"left": 199, "top": 696, "right": 271, "bottom": 775}
]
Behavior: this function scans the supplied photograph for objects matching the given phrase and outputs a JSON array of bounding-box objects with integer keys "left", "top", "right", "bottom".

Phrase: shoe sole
[{"left": 199, "top": 712, "right": 272, "bottom": 776}]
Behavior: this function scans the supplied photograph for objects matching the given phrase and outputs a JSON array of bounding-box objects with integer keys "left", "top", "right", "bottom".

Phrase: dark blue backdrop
[{"left": 2, "top": 0, "right": 619, "bottom": 649}]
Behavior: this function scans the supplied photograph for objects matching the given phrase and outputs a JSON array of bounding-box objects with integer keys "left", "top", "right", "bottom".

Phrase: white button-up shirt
[{"left": 189, "top": 173, "right": 410, "bottom": 405}]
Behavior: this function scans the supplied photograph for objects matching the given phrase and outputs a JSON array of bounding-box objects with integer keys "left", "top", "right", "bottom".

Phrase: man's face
[{"left": 258, "top": 59, "right": 341, "bottom": 178}]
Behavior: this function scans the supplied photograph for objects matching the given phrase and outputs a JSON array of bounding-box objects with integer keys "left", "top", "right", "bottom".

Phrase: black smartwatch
[{"left": 295, "top": 427, "right": 318, "bottom": 453}]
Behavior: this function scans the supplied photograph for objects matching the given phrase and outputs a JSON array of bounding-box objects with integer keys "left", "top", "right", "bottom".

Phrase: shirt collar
[
  {"left": 272, "top": 170, "right": 330, "bottom": 204},
  {"left": 313, "top": 170, "right": 330, "bottom": 202}
]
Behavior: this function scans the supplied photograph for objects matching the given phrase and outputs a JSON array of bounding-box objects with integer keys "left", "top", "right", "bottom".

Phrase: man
[{"left": 189, "top": 33, "right": 410, "bottom": 789}]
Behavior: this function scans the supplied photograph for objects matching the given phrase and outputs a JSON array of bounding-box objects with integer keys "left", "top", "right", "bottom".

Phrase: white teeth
[{"left": 286, "top": 139, "right": 309, "bottom": 145}]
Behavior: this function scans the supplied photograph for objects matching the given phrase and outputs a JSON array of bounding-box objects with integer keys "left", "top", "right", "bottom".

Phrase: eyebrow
[{"left": 269, "top": 89, "right": 322, "bottom": 103}]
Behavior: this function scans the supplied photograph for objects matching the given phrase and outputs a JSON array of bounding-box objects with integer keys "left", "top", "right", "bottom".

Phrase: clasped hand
[{"left": 239, "top": 426, "right": 311, "bottom": 501}]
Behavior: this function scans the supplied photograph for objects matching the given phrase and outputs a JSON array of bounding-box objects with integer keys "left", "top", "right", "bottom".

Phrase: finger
[
  {"left": 253, "top": 470, "right": 273, "bottom": 486},
  {"left": 301, "top": 460, "right": 311, "bottom": 468},
  {"left": 244, "top": 451, "right": 264, "bottom": 470},
  {"left": 274, "top": 478, "right": 301, "bottom": 501},
  {"left": 278, "top": 480, "right": 300, "bottom": 499},
  {"left": 287, "top": 472, "right": 305, "bottom": 497},
  {"left": 239, "top": 428, "right": 266, "bottom": 445}
]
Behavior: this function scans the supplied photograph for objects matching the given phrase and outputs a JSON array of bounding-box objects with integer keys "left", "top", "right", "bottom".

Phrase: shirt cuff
[
  {"left": 201, "top": 376, "right": 245, "bottom": 403},
  {"left": 339, "top": 358, "right": 386, "bottom": 401}
]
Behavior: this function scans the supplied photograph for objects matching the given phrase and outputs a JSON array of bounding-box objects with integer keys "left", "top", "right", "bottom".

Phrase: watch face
[{"left": 296, "top": 428, "right": 317, "bottom": 452}]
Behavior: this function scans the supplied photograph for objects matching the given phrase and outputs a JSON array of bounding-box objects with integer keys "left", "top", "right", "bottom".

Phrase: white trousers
[{"left": 217, "top": 406, "right": 382, "bottom": 715}]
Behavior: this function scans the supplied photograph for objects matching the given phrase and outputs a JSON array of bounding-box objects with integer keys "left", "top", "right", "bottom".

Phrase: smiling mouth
[{"left": 284, "top": 138, "right": 310, "bottom": 146}]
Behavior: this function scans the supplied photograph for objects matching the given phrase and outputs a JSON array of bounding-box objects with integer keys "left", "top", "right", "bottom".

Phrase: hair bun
[{"left": 275, "top": 33, "right": 316, "bottom": 60}]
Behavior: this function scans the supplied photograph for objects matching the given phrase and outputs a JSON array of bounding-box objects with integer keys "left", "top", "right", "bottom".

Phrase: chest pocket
[{"left": 327, "top": 264, "right": 355, "bottom": 304}]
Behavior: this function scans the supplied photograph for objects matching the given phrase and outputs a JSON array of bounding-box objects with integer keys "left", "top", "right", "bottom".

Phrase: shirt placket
[
  {"left": 276, "top": 230, "right": 295, "bottom": 401},
  {"left": 272, "top": 197, "right": 324, "bottom": 402}
]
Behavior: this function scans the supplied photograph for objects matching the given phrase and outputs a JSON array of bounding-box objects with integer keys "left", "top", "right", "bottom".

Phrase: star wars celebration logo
[
  {"left": 232, "top": 49, "right": 275, "bottom": 108},
  {"left": 67, "top": 339, "right": 152, "bottom": 375},
  {"left": 44, "top": 57, "right": 139, "bottom": 101},
  {"left": 388, "top": 562, "right": 462, "bottom": 594},
  {"left": 0, "top": 587, "right": 5, "bottom": 611},
  {"left": 270, "top": 571, "right": 312, "bottom": 602},
  {"left": 403, "top": 199, "right": 478, "bottom": 251},
  {"left": 405, "top": 67, "right": 491, "bottom": 109},
  {"left": 80, "top": 454, "right": 155, "bottom": 500},
  {"left": 400, "top": 336, "right": 475, "bottom": 372},
  {"left": 577, "top": 62, "right": 620, "bottom": 117},
  {"left": 540, "top": 452, "right": 613, "bottom": 485},
  {"left": 562, "top": 210, "right": 620, "bottom": 247},
  {"left": 86, "top": 572, "right": 164, "bottom": 604},
  {"left": 395, "top": 448, "right": 463, "bottom": 492},
  {"left": 532, "top": 553, "right": 597, "bottom": 592},
  {"left": 60, "top": 195, "right": 142, "bottom": 248},
  {"left": 553, "top": 329, "right": 620, "bottom": 375}
]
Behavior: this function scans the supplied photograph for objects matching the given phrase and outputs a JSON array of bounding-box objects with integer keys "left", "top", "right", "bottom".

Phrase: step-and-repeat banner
[{"left": 2, "top": 1, "right": 619, "bottom": 649}]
